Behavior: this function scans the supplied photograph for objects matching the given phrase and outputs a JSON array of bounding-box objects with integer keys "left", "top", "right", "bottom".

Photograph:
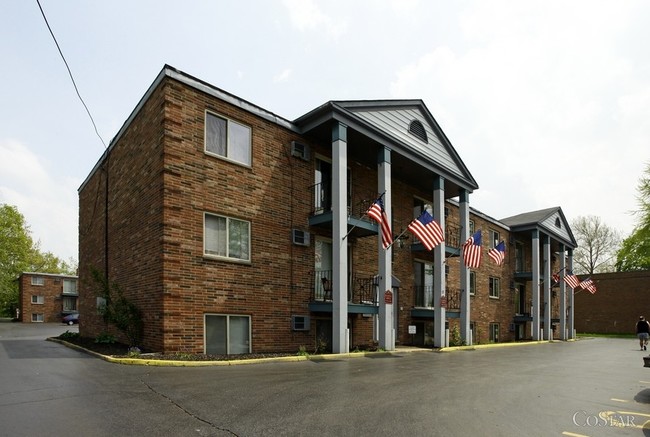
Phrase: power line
[{"left": 36, "top": 0, "right": 107, "bottom": 149}]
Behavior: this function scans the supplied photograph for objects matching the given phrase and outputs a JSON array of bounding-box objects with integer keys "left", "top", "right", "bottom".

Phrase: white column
[
  {"left": 543, "top": 234, "right": 551, "bottom": 341},
  {"left": 459, "top": 189, "right": 471, "bottom": 345},
  {"left": 531, "top": 229, "right": 540, "bottom": 340},
  {"left": 567, "top": 249, "right": 575, "bottom": 339},
  {"left": 558, "top": 244, "right": 567, "bottom": 340},
  {"left": 433, "top": 176, "right": 446, "bottom": 348},
  {"left": 378, "top": 147, "right": 394, "bottom": 351},
  {"left": 332, "top": 122, "right": 348, "bottom": 353}
]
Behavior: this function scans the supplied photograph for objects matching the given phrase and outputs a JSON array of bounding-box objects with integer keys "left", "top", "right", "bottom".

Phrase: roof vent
[{"left": 409, "top": 120, "right": 428, "bottom": 143}]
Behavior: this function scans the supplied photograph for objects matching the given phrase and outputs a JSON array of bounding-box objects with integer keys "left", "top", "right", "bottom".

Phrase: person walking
[{"left": 636, "top": 316, "right": 650, "bottom": 351}]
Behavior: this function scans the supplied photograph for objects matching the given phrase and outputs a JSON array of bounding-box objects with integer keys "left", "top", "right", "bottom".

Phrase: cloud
[
  {"left": 0, "top": 139, "right": 79, "bottom": 260},
  {"left": 273, "top": 68, "right": 293, "bottom": 83},
  {"left": 282, "top": 0, "right": 348, "bottom": 38}
]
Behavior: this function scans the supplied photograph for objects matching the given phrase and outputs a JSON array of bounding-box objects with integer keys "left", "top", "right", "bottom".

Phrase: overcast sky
[{"left": 1, "top": 0, "right": 648, "bottom": 262}]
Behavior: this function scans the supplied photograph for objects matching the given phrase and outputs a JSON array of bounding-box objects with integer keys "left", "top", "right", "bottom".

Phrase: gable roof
[
  {"left": 501, "top": 207, "right": 577, "bottom": 248},
  {"left": 294, "top": 99, "right": 479, "bottom": 193}
]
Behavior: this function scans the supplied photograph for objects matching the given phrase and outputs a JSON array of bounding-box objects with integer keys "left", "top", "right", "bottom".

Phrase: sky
[{"left": 1, "top": 0, "right": 649, "bottom": 262}]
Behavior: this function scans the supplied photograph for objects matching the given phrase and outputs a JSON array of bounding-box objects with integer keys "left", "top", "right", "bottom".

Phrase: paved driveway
[{"left": 1, "top": 322, "right": 649, "bottom": 436}]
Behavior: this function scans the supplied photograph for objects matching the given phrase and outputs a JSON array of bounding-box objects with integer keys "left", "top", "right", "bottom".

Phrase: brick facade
[
  {"left": 78, "top": 66, "right": 574, "bottom": 354},
  {"left": 18, "top": 272, "right": 78, "bottom": 323},
  {"left": 575, "top": 270, "right": 650, "bottom": 334}
]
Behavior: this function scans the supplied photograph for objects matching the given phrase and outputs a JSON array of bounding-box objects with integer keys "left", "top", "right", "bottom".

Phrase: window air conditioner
[
  {"left": 292, "top": 229, "right": 310, "bottom": 246},
  {"left": 291, "top": 315, "right": 310, "bottom": 331},
  {"left": 290, "top": 141, "right": 311, "bottom": 161}
]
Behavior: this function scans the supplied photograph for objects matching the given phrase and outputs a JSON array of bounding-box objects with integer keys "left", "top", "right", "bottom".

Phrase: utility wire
[{"left": 36, "top": 0, "right": 107, "bottom": 148}]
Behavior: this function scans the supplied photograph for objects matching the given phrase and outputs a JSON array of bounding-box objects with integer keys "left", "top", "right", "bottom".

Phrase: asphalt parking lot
[{"left": 1, "top": 321, "right": 649, "bottom": 436}]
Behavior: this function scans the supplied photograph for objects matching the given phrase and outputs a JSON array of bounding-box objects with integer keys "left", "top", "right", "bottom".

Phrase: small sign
[
  {"left": 384, "top": 290, "right": 393, "bottom": 304},
  {"left": 408, "top": 325, "right": 416, "bottom": 334}
]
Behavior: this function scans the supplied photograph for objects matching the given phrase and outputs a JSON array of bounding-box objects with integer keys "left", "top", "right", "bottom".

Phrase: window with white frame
[
  {"left": 31, "top": 313, "right": 44, "bottom": 322},
  {"left": 204, "top": 213, "right": 251, "bottom": 261},
  {"left": 63, "top": 279, "right": 77, "bottom": 294},
  {"left": 31, "top": 295, "right": 44, "bottom": 304},
  {"left": 489, "top": 277, "right": 500, "bottom": 298},
  {"left": 489, "top": 229, "right": 500, "bottom": 248},
  {"left": 205, "top": 314, "right": 251, "bottom": 354},
  {"left": 489, "top": 323, "right": 499, "bottom": 342},
  {"left": 31, "top": 276, "right": 44, "bottom": 286},
  {"left": 469, "top": 271, "right": 476, "bottom": 296},
  {"left": 63, "top": 296, "right": 77, "bottom": 312},
  {"left": 205, "top": 111, "right": 251, "bottom": 166},
  {"left": 469, "top": 220, "right": 475, "bottom": 235}
]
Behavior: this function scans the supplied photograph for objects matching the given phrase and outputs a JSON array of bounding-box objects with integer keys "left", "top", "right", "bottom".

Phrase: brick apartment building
[
  {"left": 78, "top": 65, "right": 578, "bottom": 355},
  {"left": 574, "top": 270, "right": 650, "bottom": 334},
  {"left": 17, "top": 272, "right": 78, "bottom": 323}
]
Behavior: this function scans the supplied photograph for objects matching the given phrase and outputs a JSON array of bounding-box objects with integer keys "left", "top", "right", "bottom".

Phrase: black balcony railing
[
  {"left": 311, "top": 270, "right": 377, "bottom": 305},
  {"left": 414, "top": 285, "right": 461, "bottom": 310}
]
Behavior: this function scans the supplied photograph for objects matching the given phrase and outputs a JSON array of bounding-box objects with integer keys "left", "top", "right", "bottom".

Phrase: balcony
[
  {"left": 309, "top": 270, "right": 379, "bottom": 314},
  {"left": 411, "top": 286, "right": 461, "bottom": 319}
]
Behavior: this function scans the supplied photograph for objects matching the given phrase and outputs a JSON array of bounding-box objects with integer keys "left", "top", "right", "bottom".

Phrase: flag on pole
[
  {"left": 580, "top": 278, "right": 597, "bottom": 294},
  {"left": 564, "top": 271, "right": 581, "bottom": 289},
  {"left": 552, "top": 273, "right": 560, "bottom": 285},
  {"left": 463, "top": 230, "right": 482, "bottom": 269},
  {"left": 407, "top": 210, "right": 444, "bottom": 250},
  {"left": 488, "top": 240, "right": 506, "bottom": 265},
  {"left": 366, "top": 197, "right": 393, "bottom": 249}
]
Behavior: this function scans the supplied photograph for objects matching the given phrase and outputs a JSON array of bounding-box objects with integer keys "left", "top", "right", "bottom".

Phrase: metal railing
[
  {"left": 311, "top": 270, "right": 377, "bottom": 305},
  {"left": 413, "top": 285, "right": 461, "bottom": 310}
]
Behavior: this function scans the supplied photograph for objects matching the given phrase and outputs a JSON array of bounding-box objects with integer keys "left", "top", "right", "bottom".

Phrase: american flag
[
  {"left": 488, "top": 240, "right": 506, "bottom": 265},
  {"left": 407, "top": 210, "right": 444, "bottom": 250},
  {"left": 463, "top": 230, "right": 482, "bottom": 269},
  {"left": 580, "top": 278, "right": 597, "bottom": 294},
  {"left": 366, "top": 197, "right": 393, "bottom": 249},
  {"left": 552, "top": 273, "right": 560, "bottom": 285},
  {"left": 564, "top": 271, "right": 581, "bottom": 289}
]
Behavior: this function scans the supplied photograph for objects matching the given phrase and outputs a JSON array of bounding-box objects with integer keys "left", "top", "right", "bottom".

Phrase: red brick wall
[{"left": 575, "top": 270, "right": 650, "bottom": 334}]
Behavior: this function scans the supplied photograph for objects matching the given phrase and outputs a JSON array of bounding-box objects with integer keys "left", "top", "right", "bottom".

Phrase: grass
[{"left": 577, "top": 332, "right": 635, "bottom": 339}]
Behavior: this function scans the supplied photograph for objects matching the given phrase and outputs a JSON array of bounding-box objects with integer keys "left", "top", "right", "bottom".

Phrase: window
[
  {"left": 489, "top": 277, "right": 500, "bottom": 298},
  {"left": 469, "top": 220, "right": 475, "bottom": 235},
  {"left": 31, "top": 295, "right": 44, "bottom": 304},
  {"left": 515, "top": 241, "right": 525, "bottom": 272},
  {"left": 489, "top": 323, "right": 500, "bottom": 342},
  {"left": 205, "top": 111, "right": 251, "bottom": 166},
  {"left": 31, "top": 276, "right": 44, "bottom": 286},
  {"left": 414, "top": 261, "right": 434, "bottom": 307},
  {"left": 63, "top": 279, "right": 77, "bottom": 294},
  {"left": 204, "top": 213, "right": 251, "bottom": 262},
  {"left": 63, "top": 296, "right": 77, "bottom": 312},
  {"left": 31, "top": 313, "right": 44, "bottom": 322},
  {"left": 205, "top": 314, "right": 251, "bottom": 354},
  {"left": 555, "top": 217, "right": 561, "bottom": 228},
  {"left": 469, "top": 271, "right": 476, "bottom": 296},
  {"left": 489, "top": 229, "right": 500, "bottom": 248}
]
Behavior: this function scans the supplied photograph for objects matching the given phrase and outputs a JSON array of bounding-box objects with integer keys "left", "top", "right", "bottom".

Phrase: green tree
[
  {"left": 571, "top": 215, "right": 621, "bottom": 274},
  {"left": 617, "top": 162, "right": 650, "bottom": 271},
  {"left": 0, "top": 204, "right": 73, "bottom": 316}
]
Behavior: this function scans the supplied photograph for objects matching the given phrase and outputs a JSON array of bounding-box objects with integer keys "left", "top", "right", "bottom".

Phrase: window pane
[
  {"left": 206, "top": 113, "right": 227, "bottom": 156},
  {"left": 205, "top": 315, "right": 227, "bottom": 354},
  {"left": 229, "top": 121, "right": 251, "bottom": 165},
  {"left": 205, "top": 215, "right": 227, "bottom": 256},
  {"left": 63, "top": 279, "right": 77, "bottom": 294},
  {"left": 229, "top": 316, "right": 250, "bottom": 354},
  {"left": 63, "top": 296, "right": 77, "bottom": 311},
  {"left": 228, "top": 218, "right": 250, "bottom": 260}
]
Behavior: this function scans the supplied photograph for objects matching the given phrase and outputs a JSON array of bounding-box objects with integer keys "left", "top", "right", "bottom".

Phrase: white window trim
[
  {"left": 31, "top": 295, "right": 44, "bottom": 304},
  {"left": 204, "top": 110, "right": 252, "bottom": 167},
  {"left": 489, "top": 277, "right": 500, "bottom": 299},
  {"left": 31, "top": 276, "right": 44, "bottom": 286},
  {"left": 203, "top": 212, "right": 251, "bottom": 263},
  {"left": 32, "top": 313, "right": 44, "bottom": 323}
]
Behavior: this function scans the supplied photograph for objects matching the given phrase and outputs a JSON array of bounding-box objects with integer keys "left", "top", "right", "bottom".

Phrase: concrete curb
[{"left": 49, "top": 337, "right": 568, "bottom": 366}]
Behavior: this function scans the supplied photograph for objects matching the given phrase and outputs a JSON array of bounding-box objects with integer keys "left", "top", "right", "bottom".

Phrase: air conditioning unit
[
  {"left": 292, "top": 229, "right": 310, "bottom": 246},
  {"left": 290, "top": 141, "right": 311, "bottom": 161},
  {"left": 291, "top": 315, "right": 310, "bottom": 331}
]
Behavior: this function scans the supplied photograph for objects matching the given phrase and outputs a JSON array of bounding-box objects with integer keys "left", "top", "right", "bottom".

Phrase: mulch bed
[{"left": 59, "top": 335, "right": 297, "bottom": 361}]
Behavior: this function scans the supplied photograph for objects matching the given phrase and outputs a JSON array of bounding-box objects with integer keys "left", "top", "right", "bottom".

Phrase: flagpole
[
  {"left": 385, "top": 228, "right": 409, "bottom": 250},
  {"left": 342, "top": 192, "right": 385, "bottom": 241}
]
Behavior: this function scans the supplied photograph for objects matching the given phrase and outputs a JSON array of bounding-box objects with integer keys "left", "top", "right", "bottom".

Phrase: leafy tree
[
  {"left": 571, "top": 215, "right": 621, "bottom": 274},
  {"left": 0, "top": 204, "right": 74, "bottom": 316},
  {"left": 616, "top": 162, "right": 650, "bottom": 271}
]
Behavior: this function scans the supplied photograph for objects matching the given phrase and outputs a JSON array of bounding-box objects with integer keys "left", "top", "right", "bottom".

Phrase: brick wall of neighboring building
[
  {"left": 18, "top": 273, "right": 78, "bottom": 323},
  {"left": 574, "top": 270, "right": 650, "bottom": 334}
]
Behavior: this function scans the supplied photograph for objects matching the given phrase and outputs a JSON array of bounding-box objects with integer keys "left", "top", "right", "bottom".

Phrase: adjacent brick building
[
  {"left": 78, "top": 65, "right": 578, "bottom": 354},
  {"left": 17, "top": 272, "right": 78, "bottom": 323},
  {"left": 575, "top": 270, "right": 650, "bottom": 334}
]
